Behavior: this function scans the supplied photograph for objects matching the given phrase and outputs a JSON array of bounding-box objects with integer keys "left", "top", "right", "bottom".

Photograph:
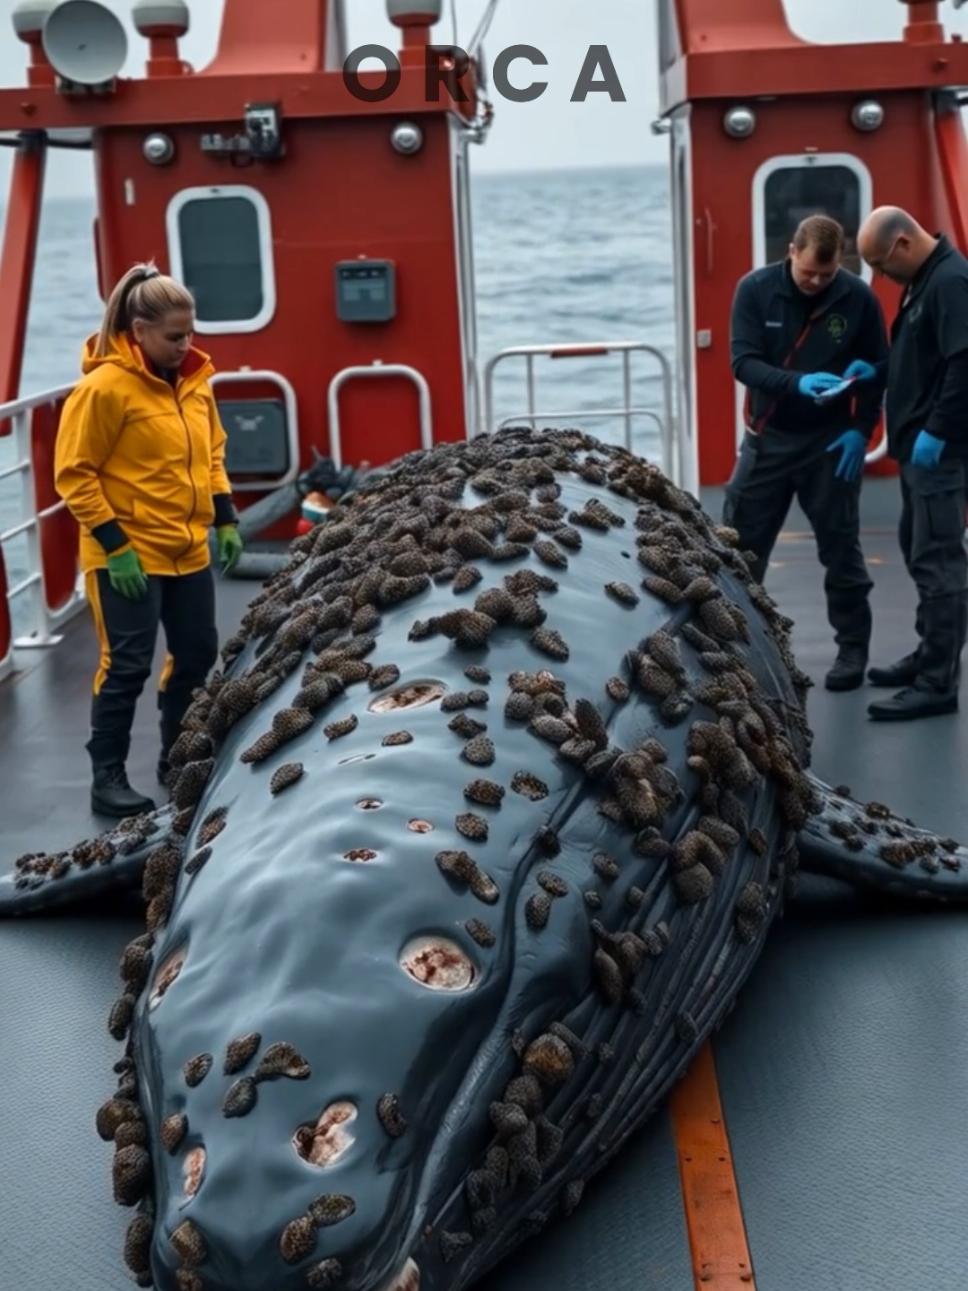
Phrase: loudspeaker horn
[{"left": 42, "top": 0, "right": 128, "bottom": 86}]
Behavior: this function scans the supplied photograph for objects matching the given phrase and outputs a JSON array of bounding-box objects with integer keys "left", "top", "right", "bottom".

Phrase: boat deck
[{"left": 2, "top": 475, "right": 968, "bottom": 1291}]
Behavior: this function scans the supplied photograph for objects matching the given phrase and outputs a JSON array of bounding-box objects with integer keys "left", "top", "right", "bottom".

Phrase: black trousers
[
  {"left": 85, "top": 566, "right": 219, "bottom": 769},
  {"left": 896, "top": 459, "right": 968, "bottom": 694},
  {"left": 722, "top": 428, "right": 873, "bottom": 652}
]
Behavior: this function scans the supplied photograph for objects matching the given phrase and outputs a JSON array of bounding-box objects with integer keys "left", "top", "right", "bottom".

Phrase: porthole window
[
  {"left": 166, "top": 186, "right": 277, "bottom": 334},
  {"left": 753, "top": 155, "right": 872, "bottom": 279}
]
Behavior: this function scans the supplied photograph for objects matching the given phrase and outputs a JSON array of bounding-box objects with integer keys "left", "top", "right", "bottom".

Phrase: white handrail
[
  {"left": 480, "top": 340, "right": 677, "bottom": 483},
  {"left": 326, "top": 361, "right": 433, "bottom": 470},
  {"left": 0, "top": 384, "right": 85, "bottom": 680}
]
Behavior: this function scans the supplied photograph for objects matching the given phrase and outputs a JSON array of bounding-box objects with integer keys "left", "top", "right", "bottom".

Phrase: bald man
[{"left": 854, "top": 207, "right": 968, "bottom": 721}]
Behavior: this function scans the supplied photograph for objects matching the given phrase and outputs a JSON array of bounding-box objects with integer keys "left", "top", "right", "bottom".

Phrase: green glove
[
  {"left": 106, "top": 548, "right": 148, "bottom": 600},
  {"left": 216, "top": 524, "right": 243, "bottom": 574}
]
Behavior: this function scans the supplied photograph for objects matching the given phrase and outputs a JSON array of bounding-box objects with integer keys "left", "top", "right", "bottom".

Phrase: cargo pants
[
  {"left": 85, "top": 566, "right": 219, "bottom": 770},
  {"left": 722, "top": 426, "right": 873, "bottom": 653},
  {"left": 896, "top": 458, "right": 968, "bottom": 695}
]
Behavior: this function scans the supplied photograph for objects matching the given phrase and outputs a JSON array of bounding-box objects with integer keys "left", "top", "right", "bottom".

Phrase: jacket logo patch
[{"left": 826, "top": 314, "right": 847, "bottom": 340}]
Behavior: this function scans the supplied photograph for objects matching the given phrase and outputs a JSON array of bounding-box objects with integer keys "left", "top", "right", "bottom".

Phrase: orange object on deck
[{"left": 670, "top": 1042, "right": 756, "bottom": 1288}]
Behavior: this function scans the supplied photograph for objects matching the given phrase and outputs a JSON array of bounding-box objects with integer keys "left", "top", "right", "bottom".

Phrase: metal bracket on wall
[{"left": 201, "top": 103, "right": 285, "bottom": 160}]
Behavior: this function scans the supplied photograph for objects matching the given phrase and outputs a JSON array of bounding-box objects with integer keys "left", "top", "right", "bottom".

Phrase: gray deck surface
[{"left": 1, "top": 475, "right": 967, "bottom": 1291}]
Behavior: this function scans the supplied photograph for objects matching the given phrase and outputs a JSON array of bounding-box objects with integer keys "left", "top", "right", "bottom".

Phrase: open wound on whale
[
  {"left": 400, "top": 936, "right": 476, "bottom": 991},
  {"left": 183, "top": 1147, "right": 205, "bottom": 1199},
  {"left": 381, "top": 1260, "right": 420, "bottom": 1291},
  {"left": 293, "top": 1101, "right": 358, "bottom": 1167},
  {"left": 148, "top": 947, "right": 186, "bottom": 1010},
  {"left": 368, "top": 681, "right": 447, "bottom": 712}
]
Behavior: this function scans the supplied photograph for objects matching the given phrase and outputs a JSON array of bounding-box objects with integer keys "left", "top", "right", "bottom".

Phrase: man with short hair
[
  {"left": 855, "top": 205, "right": 968, "bottom": 720},
  {"left": 727, "top": 213, "right": 889, "bottom": 692}
]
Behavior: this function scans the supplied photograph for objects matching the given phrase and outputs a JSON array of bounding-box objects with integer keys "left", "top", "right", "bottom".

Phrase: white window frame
[
  {"left": 166, "top": 185, "right": 277, "bottom": 335},
  {"left": 751, "top": 152, "right": 874, "bottom": 283}
]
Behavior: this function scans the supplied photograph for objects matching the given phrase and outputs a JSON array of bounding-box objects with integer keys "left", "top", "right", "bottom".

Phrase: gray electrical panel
[
  {"left": 218, "top": 398, "right": 290, "bottom": 476},
  {"left": 335, "top": 260, "right": 396, "bottom": 323}
]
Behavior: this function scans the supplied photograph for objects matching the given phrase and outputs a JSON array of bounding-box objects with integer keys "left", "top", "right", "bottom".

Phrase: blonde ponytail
[{"left": 95, "top": 261, "right": 195, "bottom": 356}]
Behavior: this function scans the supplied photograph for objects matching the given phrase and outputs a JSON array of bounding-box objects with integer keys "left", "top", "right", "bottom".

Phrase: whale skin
[{"left": 3, "top": 427, "right": 968, "bottom": 1291}]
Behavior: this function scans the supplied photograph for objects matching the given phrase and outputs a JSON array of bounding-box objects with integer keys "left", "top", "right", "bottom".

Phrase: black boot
[
  {"left": 867, "top": 653, "right": 920, "bottom": 687},
  {"left": 825, "top": 646, "right": 867, "bottom": 692},
  {"left": 868, "top": 594, "right": 964, "bottom": 721},
  {"left": 91, "top": 765, "right": 157, "bottom": 818},
  {"left": 867, "top": 687, "right": 958, "bottom": 721}
]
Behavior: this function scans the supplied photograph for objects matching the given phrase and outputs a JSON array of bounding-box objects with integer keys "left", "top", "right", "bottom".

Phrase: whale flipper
[
  {"left": 0, "top": 806, "right": 175, "bottom": 916},
  {"left": 797, "top": 775, "right": 968, "bottom": 904}
]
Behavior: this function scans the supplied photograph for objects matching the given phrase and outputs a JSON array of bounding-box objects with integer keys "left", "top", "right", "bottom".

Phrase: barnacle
[
  {"left": 324, "top": 715, "right": 358, "bottom": 740},
  {"left": 280, "top": 1216, "right": 317, "bottom": 1265},
  {"left": 448, "top": 712, "right": 487, "bottom": 738},
  {"left": 161, "top": 1113, "right": 188, "bottom": 1153},
  {"left": 256, "top": 1042, "right": 312, "bottom": 1081},
  {"left": 170, "top": 1220, "right": 206, "bottom": 1267},
  {"left": 456, "top": 812, "right": 489, "bottom": 841},
  {"left": 377, "top": 1092, "right": 407, "bottom": 1137},
  {"left": 224, "top": 1032, "right": 262, "bottom": 1075},
  {"left": 183, "top": 1054, "right": 213, "bottom": 1087},
  {"left": 270, "top": 762, "right": 305, "bottom": 795},
  {"left": 436, "top": 850, "right": 499, "bottom": 902},
  {"left": 510, "top": 771, "right": 549, "bottom": 800},
  {"left": 466, "top": 918, "right": 496, "bottom": 948},
  {"left": 523, "top": 1034, "right": 574, "bottom": 1084},
  {"left": 464, "top": 779, "right": 505, "bottom": 806},
  {"left": 531, "top": 627, "right": 569, "bottom": 661},
  {"left": 462, "top": 736, "right": 496, "bottom": 766}
]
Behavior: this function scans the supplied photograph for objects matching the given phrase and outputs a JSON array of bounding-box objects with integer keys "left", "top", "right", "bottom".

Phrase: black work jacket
[
  {"left": 730, "top": 259, "right": 889, "bottom": 437},
  {"left": 886, "top": 234, "right": 968, "bottom": 461}
]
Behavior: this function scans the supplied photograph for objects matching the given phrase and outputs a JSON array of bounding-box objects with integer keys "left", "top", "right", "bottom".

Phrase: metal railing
[
  {"left": 0, "top": 384, "right": 86, "bottom": 681},
  {"left": 327, "top": 361, "right": 433, "bottom": 470},
  {"left": 480, "top": 341, "right": 677, "bottom": 482}
]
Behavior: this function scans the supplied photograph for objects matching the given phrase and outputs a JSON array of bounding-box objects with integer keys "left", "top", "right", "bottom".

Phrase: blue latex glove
[
  {"left": 843, "top": 359, "right": 877, "bottom": 381},
  {"left": 911, "top": 429, "right": 945, "bottom": 469},
  {"left": 798, "top": 372, "right": 842, "bottom": 398},
  {"left": 826, "top": 429, "right": 867, "bottom": 483}
]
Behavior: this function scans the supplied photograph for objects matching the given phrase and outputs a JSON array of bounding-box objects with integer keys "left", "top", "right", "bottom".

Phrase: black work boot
[
  {"left": 867, "top": 686, "right": 958, "bottom": 721},
  {"left": 91, "top": 765, "right": 156, "bottom": 818},
  {"left": 867, "top": 653, "right": 920, "bottom": 688},
  {"left": 825, "top": 646, "right": 867, "bottom": 692}
]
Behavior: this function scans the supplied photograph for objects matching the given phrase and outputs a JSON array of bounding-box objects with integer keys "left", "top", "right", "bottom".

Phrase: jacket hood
[{"left": 80, "top": 331, "right": 213, "bottom": 385}]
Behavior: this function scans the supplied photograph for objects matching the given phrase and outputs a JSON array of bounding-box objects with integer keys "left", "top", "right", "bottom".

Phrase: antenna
[{"left": 41, "top": 0, "right": 128, "bottom": 90}]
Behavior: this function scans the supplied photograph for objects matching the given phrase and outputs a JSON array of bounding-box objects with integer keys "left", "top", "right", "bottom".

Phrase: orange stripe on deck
[{"left": 669, "top": 1042, "right": 756, "bottom": 1288}]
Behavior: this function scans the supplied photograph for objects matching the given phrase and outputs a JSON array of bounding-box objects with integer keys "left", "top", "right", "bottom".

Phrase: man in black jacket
[
  {"left": 856, "top": 207, "right": 968, "bottom": 720},
  {"left": 726, "top": 214, "right": 889, "bottom": 691}
]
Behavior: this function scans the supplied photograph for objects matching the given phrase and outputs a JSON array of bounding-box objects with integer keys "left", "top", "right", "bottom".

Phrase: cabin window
[
  {"left": 166, "top": 186, "right": 276, "bottom": 334},
  {"left": 753, "top": 156, "right": 872, "bottom": 279}
]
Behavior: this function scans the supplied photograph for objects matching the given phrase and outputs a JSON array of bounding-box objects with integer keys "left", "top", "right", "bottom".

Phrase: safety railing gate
[
  {"left": 327, "top": 361, "right": 433, "bottom": 470},
  {"left": 480, "top": 341, "right": 678, "bottom": 484},
  {"left": 0, "top": 384, "right": 85, "bottom": 682}
]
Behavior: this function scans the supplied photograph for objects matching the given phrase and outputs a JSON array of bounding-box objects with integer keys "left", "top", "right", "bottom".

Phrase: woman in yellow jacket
[{"left": 55, "top": 262, "right": 243, "bottom": 819}]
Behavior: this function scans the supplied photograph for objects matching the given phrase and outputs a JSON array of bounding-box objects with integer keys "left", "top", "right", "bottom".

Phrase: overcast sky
[{"left": 0, "top": 0, "right": 967, "bottom": 196}]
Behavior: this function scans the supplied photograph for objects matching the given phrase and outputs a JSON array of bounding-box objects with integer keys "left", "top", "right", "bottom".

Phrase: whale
[{"left": 2, "top": 427, "right": 966, "bottom": 1291}]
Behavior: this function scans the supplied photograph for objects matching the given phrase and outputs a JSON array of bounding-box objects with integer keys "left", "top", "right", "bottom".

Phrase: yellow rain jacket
[{"left": 54, "top": 333, "right": 235, "bottom": 577}]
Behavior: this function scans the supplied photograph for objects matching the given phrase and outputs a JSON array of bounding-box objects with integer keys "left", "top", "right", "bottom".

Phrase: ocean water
[{"left": 0, "top": 164, "right": 675, "bottom": 630}]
